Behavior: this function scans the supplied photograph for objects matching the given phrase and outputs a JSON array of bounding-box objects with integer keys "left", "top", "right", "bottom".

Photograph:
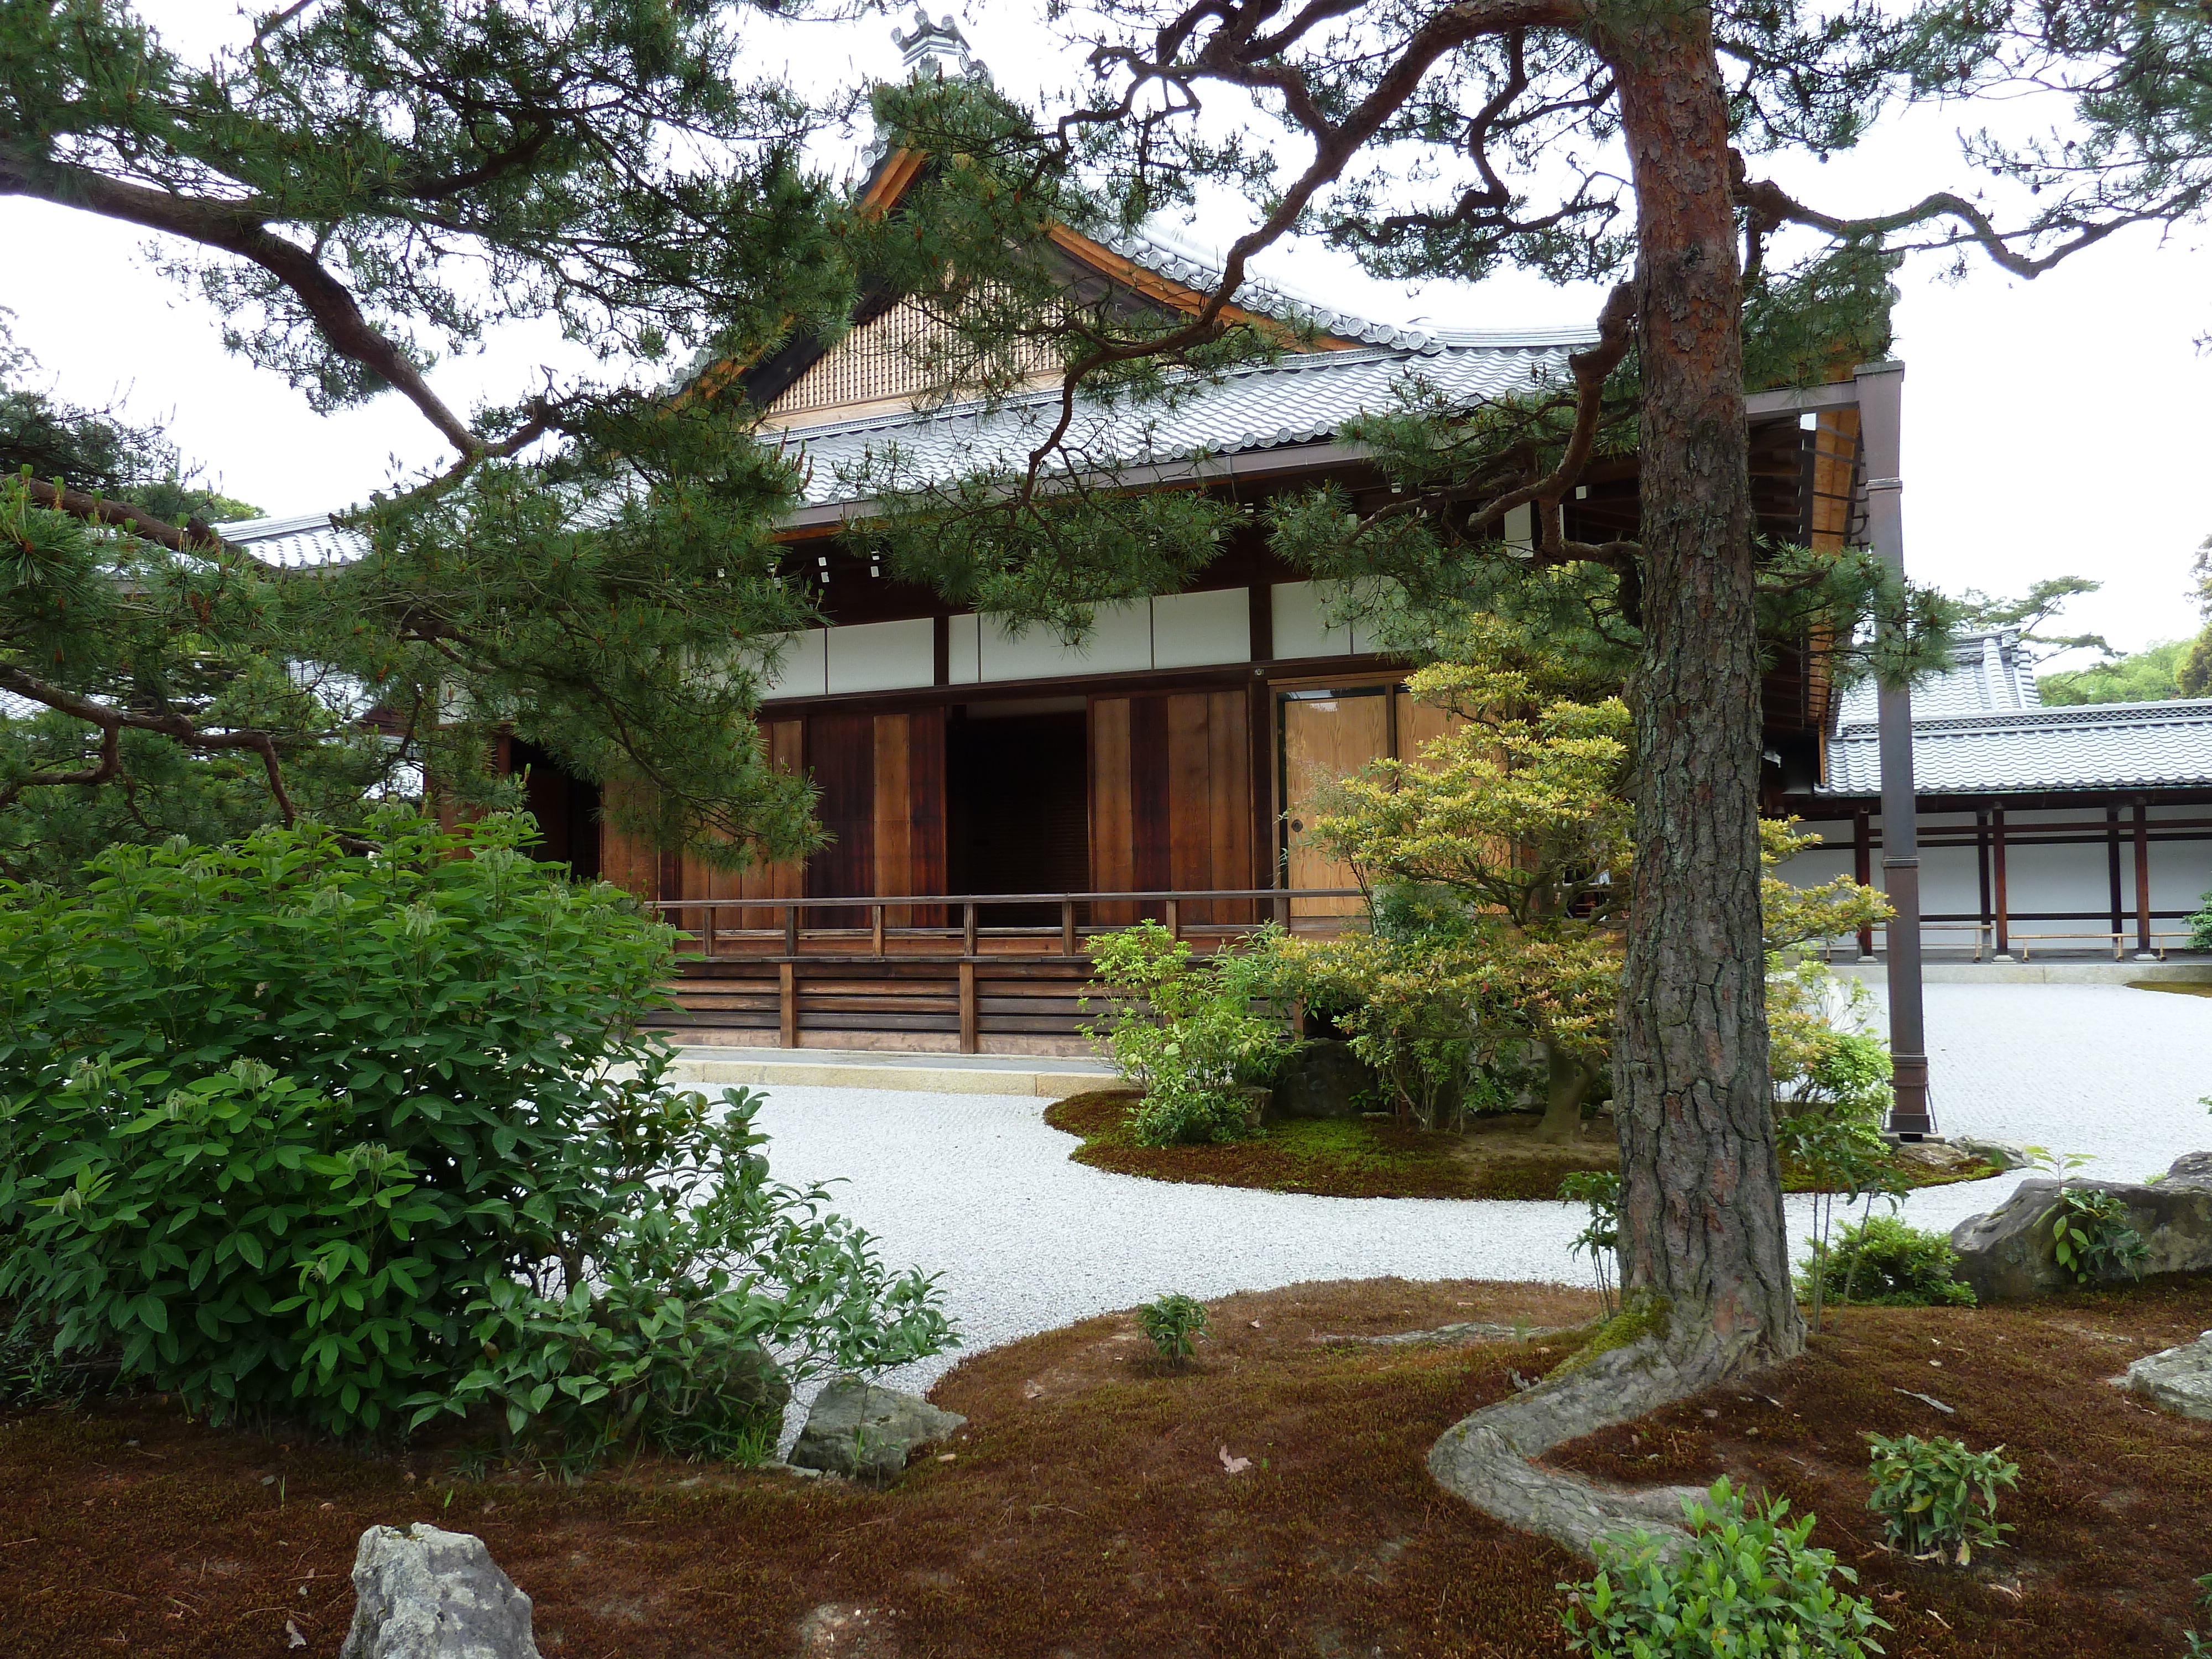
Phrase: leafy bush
[
  {"left": 1083, "top": 922, "right": 1296, "bottom": 1146},
  {"left": 2045, "top": 1187, "right": 2151, "bottom": 1286},
  {"left": 0, "top": 815, "right": 953, "bottom": 1451},
  {"left": 1134, "top": 1292, "right": 1211, "bottom": 1367},
  {"left": 1798, "top": 1215, "right": 1975, "bottom": 1310},
  {"left": 1558, "top": 1170, "right": 1621, "bottom": 1320},
  {"left": 1561, "top": 1477, "right": 1888, "bottom": 1658},
  {"left": 1264, "top": 920, "right": 1485, "bottom": 1130},
  {"left": 1864, "top": 1433, "right": 2018, "bottom": 1564},
  {"left": 1769, "top": 959, "right": 1893, "bottom": 1123}
]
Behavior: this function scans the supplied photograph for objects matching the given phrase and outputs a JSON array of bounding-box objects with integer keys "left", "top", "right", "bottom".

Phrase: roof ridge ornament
[{"left": 891, "top": 8, "right": 988, "bottom": 83}]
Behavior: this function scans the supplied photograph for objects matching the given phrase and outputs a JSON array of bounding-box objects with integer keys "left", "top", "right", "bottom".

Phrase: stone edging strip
[{"left": 667, "top": 1057, "right": 1110, "bottom": 1099}]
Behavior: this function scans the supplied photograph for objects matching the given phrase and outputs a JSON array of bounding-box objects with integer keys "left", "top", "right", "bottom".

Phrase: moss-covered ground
[
  {"left": 1044, "top": 1088, "right": 1999, "bottom": 1201},
  {"left": 4, "top": 1275, "right": 2209, "bottom": 1657}
]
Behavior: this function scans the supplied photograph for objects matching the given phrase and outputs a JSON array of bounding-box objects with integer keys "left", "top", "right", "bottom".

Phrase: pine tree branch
[
  {"left": 0, "top": 665, "right": 297, "bottom": 822},
  {"left": 1731, "top": 158, "right": 2142, "bottom": 279},
  {"left": 0, "top": 143, "right": 484, "bottom": 457},
  {"left": 1026, "top": 0, "right": 1592, "bottom": 486},
  {"left": 15, "top": 477, "right": 254, "bottom": 562}
]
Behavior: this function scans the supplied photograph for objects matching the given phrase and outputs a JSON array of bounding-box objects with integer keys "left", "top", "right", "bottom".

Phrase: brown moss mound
[
  {"left": 6, "top": 1275, "right": 2207, "bottom": 1658},
  {"left": 1045, "top": 1088, "right": 1995, "bottom": 1201}
]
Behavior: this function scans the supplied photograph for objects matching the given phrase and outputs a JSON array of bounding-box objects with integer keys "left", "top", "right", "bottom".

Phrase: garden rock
[
  {"left": 338, "top": 1523, "right": 539, "bottom": 1659},
  {"left": 2121, "top": 1331, "right": 2212, "bottom": 1421},
  {"left": 1948, "top": 1136, "right": 2034, "bottom": 1172},
  {"left": 1270, "top": 1040, "right": 1377, "bottom": 1120},
  {"left": 790, "top": 1379, "right": 966, "bottom": 1483},
  {"left": 1948, "top": 1152, "right": 2212, "bottom": 1301}
]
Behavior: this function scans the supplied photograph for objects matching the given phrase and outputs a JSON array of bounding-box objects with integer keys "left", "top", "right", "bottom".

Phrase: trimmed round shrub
[
  {"left": 1798, "top": 1213, "right": 1975, "bottom": 1308},
  {"left": 0, "top": 813, "right": 953, "bottom": 1449}
]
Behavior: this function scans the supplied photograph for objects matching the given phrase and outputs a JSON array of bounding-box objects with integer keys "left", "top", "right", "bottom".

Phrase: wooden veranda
[{"left": 653, "top": 885, "right": 1360, "bottom": 1056}]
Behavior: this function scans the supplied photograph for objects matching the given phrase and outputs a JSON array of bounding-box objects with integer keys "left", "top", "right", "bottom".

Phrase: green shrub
[
  {"left": 1083, "top": 922, "right": 1295, "bottom": 1146},
  {"left": 1864, "top": 1433, "right": 2018, "bottom": 1564},
  {"left": 1798, "top": 1215, "right": 1975, "bottom": 1310},
  {"left": 1561, "top": 1477, "right": 1888, "bottom": 1658},
  {"left": 0, "top": 814, "right": 954, "bottom": 1450},
  {"left": 2045, "top": 1187, "right": 2151, "bottom": 1286},
  {"left": 1558, "top": 1170, "right": 1621, "bottom": 1320},
  {"left": 1134, "top": 1292, "right": 1211, "bottom": 1367}
]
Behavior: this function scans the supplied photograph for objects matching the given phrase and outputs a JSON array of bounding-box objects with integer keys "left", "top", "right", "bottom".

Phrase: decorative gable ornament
[{"left": 891, "top": 8, "right": 988, "bottom": 83}]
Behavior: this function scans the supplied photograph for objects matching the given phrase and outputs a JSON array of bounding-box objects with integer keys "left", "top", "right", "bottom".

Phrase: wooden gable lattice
[{"left": 765, "top": 294, "right": 1060, "bottom": 424}]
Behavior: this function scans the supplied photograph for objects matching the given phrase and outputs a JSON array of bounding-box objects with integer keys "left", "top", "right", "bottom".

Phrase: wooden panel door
[
  {"left": 1089, "top": 697, "right": 1137, "bottom": 925},
  {"left": 1281, "top": 686, "right": 1392, "bottom": 919},
  {"left": 873, "top": 708, "right": 947, "bottom": 927},
  {"left": 806, "top": 711, "right": 875, "bottom": 926},
  {"left": 1091, "top": 691, "right": 1256, "bottom": 926}
]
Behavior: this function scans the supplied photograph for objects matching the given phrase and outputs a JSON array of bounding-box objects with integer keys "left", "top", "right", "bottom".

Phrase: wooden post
[
  {"left": 1852, "top": 808, "right": 1875, "bottom": 959},
  {"left": 1974, "top": 806, "right": 1992, "bottom": 959},
  {"left": 703, "top": 902, "right": 717, "bottom": 959},
  {"left": 1991, "top": 804, "right": 2010, "bottom": 959},
  {"left": 2135, "top": 800, "right": 2156, "bottom": 957},
  {"left": 958, "top": 959, "right": 978, "bottom": 1053},
  {"left": 1164, "top": 897, "right": 1181, "bottom": 940},
  {"left": 783, "top": 902, "right": 799, "bottom": 957},
  {"left": 778, "top": 961, "right": 797, "bottom": 1050},
  {"left": 962, "top": 901, "right": 978, "bottom": 957},
  {"left": 871, "top": 904, "right": 885, "bottom": 958},
  {"left": 1061, "top": 899, "right": 1077, "bottom": 958},
  {"left": 2107, "top": 804, "right": 2126, "bottom": 957}
]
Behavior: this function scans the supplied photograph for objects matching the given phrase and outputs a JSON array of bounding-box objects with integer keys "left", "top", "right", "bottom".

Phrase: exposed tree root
[{"left": 1427, "top": 1310, "right": 1775, "bottom": 1559}]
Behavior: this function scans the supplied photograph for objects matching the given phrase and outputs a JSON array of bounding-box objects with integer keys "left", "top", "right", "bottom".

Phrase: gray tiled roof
[
  {"left": 1822, "top": 630, "right": 2212, "bottom": 795},
  {"left": 214, "top": 510, "right": 369, "bottom": 568},
  {"left": 780, "top": 332, "right": 1585, "bottom": 509}
]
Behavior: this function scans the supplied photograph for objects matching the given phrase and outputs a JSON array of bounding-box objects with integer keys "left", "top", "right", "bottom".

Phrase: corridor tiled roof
[{"left": 1821, "top": 630, "right": 2212, "bottom": 795}]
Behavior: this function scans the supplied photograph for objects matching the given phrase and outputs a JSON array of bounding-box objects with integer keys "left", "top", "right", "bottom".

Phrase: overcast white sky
[{"left": 4, "top": 1, "right": 2208, "bottom": 665}]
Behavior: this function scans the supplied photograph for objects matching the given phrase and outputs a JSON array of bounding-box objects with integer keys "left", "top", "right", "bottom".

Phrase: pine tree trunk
[
  {"left": 1427, "top": 8, "right": 1805, "bottom": 1558},
  {"left": 1606, "top": 12, "right": 1803, "bottom": 1374}
]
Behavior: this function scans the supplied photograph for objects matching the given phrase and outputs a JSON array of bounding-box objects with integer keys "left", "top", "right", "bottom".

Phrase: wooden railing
[
  {"left": 651, "top": 887, "right": 1369, "bottom": 962},
  {"left": 649, "top": 888, "right": 1368, "bottom": 1053}
]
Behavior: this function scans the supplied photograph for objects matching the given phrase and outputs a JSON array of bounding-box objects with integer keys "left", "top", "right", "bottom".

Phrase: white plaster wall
[
  {"left": 755, "top": 628, "right": 828, "bottom": 700},
  {"left": 946, "top": 613, "right": 982, "bottom": 685},
  {"left": 1777, "top": 804, "right": 2212, "bottom": 940},
  {"left": 1271, "top": 580, "right": 1355, "bottom": 659},
  {"left": 1152, "top": 587, "right": 1251, "bottom": 668},
  {"left": 979, "top": 602, "right": 1152, "bottom": 681},
  {"left": 825, "top": 618, "right": 934, "bottom": 695}
]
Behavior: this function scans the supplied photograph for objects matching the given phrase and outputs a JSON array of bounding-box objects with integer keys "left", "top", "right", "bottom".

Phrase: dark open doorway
[
  {"left": 947, "top": 700, "right": 1089, "bottom": 922},
  {"left": 509, "top": 740, "right": 602, "bottom": 879}
]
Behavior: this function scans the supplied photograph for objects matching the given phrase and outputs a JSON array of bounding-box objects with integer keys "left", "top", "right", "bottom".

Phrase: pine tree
[
  {"left": 846, "top": 0, "right": 2212, "bottom": 1550},
  {"left": 1, "top": 0, "right": 864, "bottom": 872}
]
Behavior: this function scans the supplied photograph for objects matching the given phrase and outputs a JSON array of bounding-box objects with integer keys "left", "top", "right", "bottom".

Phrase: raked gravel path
[{"left": 738, "top": 983, "right": 2212, "bottom": 1402}]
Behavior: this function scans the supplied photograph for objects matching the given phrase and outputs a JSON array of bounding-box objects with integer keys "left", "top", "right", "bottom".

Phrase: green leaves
[
  {"left": 1134, "top": 1292, "right": 1211, "bottom": 1369},
  {"left": 1082, "top": 921, "right": 1297, "bottom": 1147},
  {"left": 1865, "top": 1433, "right": 2019, "bottom": 1565},
  {"left": 1563, "top": 1478, "right": 1889, "bottom": 1657},
  {"left": 1, "top": 813, "right": 953, "bottom": 1449},
  {"left": 2043, "top": 1186, "right": 2152, "bottom": 1286}
]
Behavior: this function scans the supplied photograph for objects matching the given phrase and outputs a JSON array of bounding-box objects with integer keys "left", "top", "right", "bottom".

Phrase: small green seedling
[
  {"left": 1865, "top": 1432, "right": 2018, "bottom": 1565},
  {"left": 2183, "top": 1569, "right": 2212, "bottom": 1657},
  {"left": 1135, "top": 1293, "right": 1212, "bottom": 1368}
]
